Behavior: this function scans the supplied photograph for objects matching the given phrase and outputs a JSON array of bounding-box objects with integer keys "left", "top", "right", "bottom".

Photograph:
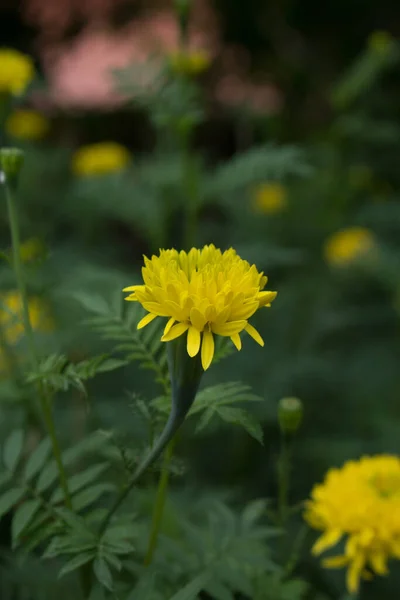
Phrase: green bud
[
  {"left": 278, "top": 397, "right": 303, "bottom": 435},
  {"left": 174, "top": 0, "right": 192, "bottom": 43},
  {"left": 0, "top": 147, "right": 24, "bottom": 188}
]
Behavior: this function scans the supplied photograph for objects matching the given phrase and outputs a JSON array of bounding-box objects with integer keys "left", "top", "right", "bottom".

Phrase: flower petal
[
  {"left": 123, "top": 285, "right": 143, "bottom": 292},
  {"left": 257, "top": 291, "right": 277, "bottom": 306},
  {"left": 164, "top": 317, "right": 175, "bottom": 336},
  {"left": 245, "top": 323, "right": 264, "bottom": 346},
  {"left": 230, "top": 333, "right": 242, "bottom": 350},
  {"left": 137, "top": 313, "right": 157, "bottom": 329},
  {"left": 212, "top": 320, "right": 246, "bottom": 336},
  {"left": 201, "top": 330, "right": 214, "bottom": 370},
  {"left": 142, "top": 301, "right": 171, "bottom": 317},
  {"left": 187, "top": 326, "right": 201, "bottom": 357},
  {"left": 347, "top": 555, "right": 365, "bottom": 594},
  {"left": 312, "top": 529, "right": 342, "bottom": 555},
  {"left": 322, "top": 555, "right": 349, "bottom": 569},
  {"left": 190, "top": 307, "right": 207, "bottom": 331},
  {"left": 161, "top": 322, "right": 189, "bottom": 342}
]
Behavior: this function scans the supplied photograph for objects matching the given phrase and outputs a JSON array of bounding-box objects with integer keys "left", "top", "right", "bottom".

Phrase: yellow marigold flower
[
  {"left": 123, "top": 245, "right": 277, "bottom": 370},
  {"left": 324, "top": 227, "right": 375, "bottom": 266},
  {"left": 253, "top": 183, "right": 286, "bottom": 214},
  {"left": 0, "top": 48, "right": 35, "bottom": 95},
  {"left": 6, "top": 109, "right": 49, "bottom": 141},
  {"left": 19, "top": 237, "right": 46, "bottom": 263},
  {"left": 304, "top": 455, "right": 400, "bottom": 594},
  {"left": 168, "top": 50, "right": 211, "bottom": 75},
  {"left": 0, "top": 291, "right": 53, "bottom": 346},
  {"left": 368, "top": 30, "right": 394, "bottom": 55},
  {"left": 72, "top": 142, "right": 131, "bottom": 177}
]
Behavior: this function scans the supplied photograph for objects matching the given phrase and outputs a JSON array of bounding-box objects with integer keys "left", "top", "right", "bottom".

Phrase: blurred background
[{"left": 1, "top": 0, "right": 400, "bottom": 598}]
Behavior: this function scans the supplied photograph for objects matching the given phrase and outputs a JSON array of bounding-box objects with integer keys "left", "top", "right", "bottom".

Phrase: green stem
[
  {"left": 144, "top": 439, "right": 175, "bottom": 566},
  {"left": 4, "top": 180, "right": 72, "bottom": 510},
  {"left": 277, "top": 433, "right": 291, "bottom": 526}
]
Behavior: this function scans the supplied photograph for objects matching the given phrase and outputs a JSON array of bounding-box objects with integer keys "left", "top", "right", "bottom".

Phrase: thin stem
[
  {"left": 277, "top": 433, "right": 291, "bottom": 526},
  {"left": 4, "top": 180, "right": 72, "bottom": 510},
  {"left": 144, "top": 439, "right": 175, "bottom": 566}
]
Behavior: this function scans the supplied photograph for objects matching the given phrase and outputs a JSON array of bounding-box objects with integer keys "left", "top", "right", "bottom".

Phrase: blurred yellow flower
[
  {"left": 168, "top": 50, "right": 211, "bottom": 75},
  {"left": 0, "top": 290, "right": 53, "bottom": 346},
  {"left": 123, "top": 244, "right": 277, "bottom": 370},
  {"left": 72, "top": 142, "right": 131, "bottom": 177},
  {"left": 304, "top": 455, "right": 400, "bottom": 593},
  {"left": 253, "top": 183, "right": 286, "bottom": 214},
  {"left": 19, "top": 238, "right": 46, "bottom": 263},
  {"left": 324, "top": 227, "right": 374, "bottom": 266},
  {"left": 6, "top": 109, "right": 49, "bottom": 141},
  {"left": 0, "top": 49, "right": 35, "bottom": 96},
  {"left": 368, "top": 30, "right": 394, "bottom": 55}
]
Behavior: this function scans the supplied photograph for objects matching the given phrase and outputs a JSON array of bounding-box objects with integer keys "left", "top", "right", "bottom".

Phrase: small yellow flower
[
  {"left": 6, "top": 109, "right": 49, "bottom": 141},
  {"left": 72, "top": 142, "right": 131, "bottom": 177},
  {"left": 19, "top": 238, "right": 46, "bottom": 263},
  {"left": 253, "top": 183, "right": 286, "bottom": 214},
  {"left": 324, "top": 227, "right": 375, "bottom": 266},
  {"left": 368, "top": 30, "right": 394, "bottom": 55},
  {"left": 168, "top": 50, "right": 211, "bottom": 76},
  {"left": 0, "top": 290, "right": 53, "bottom": 346},
  {"left": 0, "top": 48, "right": 35, "bottom": 96},
  {"left": 304, "top": 455, "right": 400, "bottom": 593},
  {"left": 123, "top": 244, "right": 277, "bottom": 370}
]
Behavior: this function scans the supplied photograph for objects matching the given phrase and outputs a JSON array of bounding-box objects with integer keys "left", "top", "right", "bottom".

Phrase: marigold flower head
[
  {"left": 6, "top": 109, "right": 49, "bottom": 141},
  {"left": 324, "top": 227, "right": 375, "bottom": 266},
  {"left": 168, "top": 50, "right": 211, "bottom": 75},
  {"left": 0, "top": 290, "right": 53, "bottom": 346},
  {"left": 253, "top": 183, "right": 286, "bottom": 214},
  {"left": 0, "top": 49, "right": 35, "bottom": 95},
  {"left": 123, "top": 245, "right": 277, "bottom": 370},
  {"left": 72, "top": 142, "right": 131, "bottom": 177},
  {"left": 304, "top": 455, "right": 400, "bottom": 593}
]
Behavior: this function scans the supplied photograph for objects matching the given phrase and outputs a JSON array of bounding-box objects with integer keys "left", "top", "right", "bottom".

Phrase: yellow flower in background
[
  {"left": 368, "top": 30, "right": 394, "bottom": 55},
  {"left": 0, "top": 290, "right": 53, "bottom": 346},
  {"left": 123, "top": 244, "right": 277, "bottom": 370},
  {"left": 169, "top": 50, "right": 211, "bottom": 75},
  {"left": 324, "top": 227, "right": 374, "bottom": 266},
  {"left": 253, "top": 183, "right": 286, "bottom": 214},
  {"left": 6, "top": 109, "right": 49, "bottom": 141},
  {"left": 304, "top": 455, "right": 400, "bottom": 593},
  {"left": 0, "top": 48, "right": 35, "bottom": 95},
  {"left": 72, "top": 142, "right": 131, "bottom": 177},
  {"left": 19, "top": 237, "right": 46, "bottom": 263}
]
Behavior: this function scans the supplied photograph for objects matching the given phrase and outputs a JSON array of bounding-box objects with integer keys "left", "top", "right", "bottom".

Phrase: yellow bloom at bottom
[
  {"left": 324, "top": 227, "right": 375, "bottom": 266},
  {"left": 304, "top": 455, "right": 400, "bottom": 593},
  {"left": 252, "top": 183, "right": 286, "bottom": 214},
  {"left": 123, "top": 245, "right": 277, "bottom": 370},
  {"left": 72, "top": 142, "right": 131, "bottom": 177},
  {"left": 6, "top": 109, "right": 49, "bottom": 141}
]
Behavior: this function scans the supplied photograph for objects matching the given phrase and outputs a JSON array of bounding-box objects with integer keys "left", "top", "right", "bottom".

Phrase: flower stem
[
  {"left": 277, "top": 433, "right": 291, "bottom": 526},
  {"left": 144, "top": 439, "right": 175, "bottom": 566},
  {"left": 4, "top": 179, "right": 72, "bottom": 510}
]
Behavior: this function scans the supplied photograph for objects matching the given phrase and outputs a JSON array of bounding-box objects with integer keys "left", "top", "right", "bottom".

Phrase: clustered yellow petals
[
  {"left": 0, "top": 291, "right": 53, "bottom": 346},
  {"left": 72, "top": 142, "right": 131, "bottom": 177},
  {"left": 123, "top": 245, "right": 277, "bottom": 370},
  {"left": 168, "top": 50, "right": 211, "bottom": 76},
  {"left": 324, "top": 227, "right": 375, "bottom": 266},
  {"left": 304, "top": 455, "right": 400, "bottom": 593},
  {"left": 6, "top": 109, "right": 49, "bottom": 141},
  {"left": 253, "top": 183, "right": 286, "bottom": 214},
  {"left": 0, "top": 48, "right": 35, "bottom": 96}
]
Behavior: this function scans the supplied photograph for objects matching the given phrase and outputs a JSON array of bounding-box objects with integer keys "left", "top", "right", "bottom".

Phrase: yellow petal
[
  {"left": 190, "top": 307, "right": 207, "bottom": 331},
  {"left": 211, "top": 320, "right": 246, "bottom": 336},
  {"left": 230, "top": 301, "right": 259, "bottom": 321},
  {"left": 230, "top": 333, "right": 242, "bottom": 350},
  {"left": 322, "top": 555, "right": 349, "bottom": 569},
  {"left": 141, "top": 301, "right": 171, "bottom": 317},
  {"left": 201, "top": 330, "right": 214, "bottom": 370},
  {"left": 137, "top": 313, "right": 157, "bottom": 329},
  {"left": 123, "top": 285, "right": 143, "bottom": 292},
  {"left": 245, "top": 323, "right": 264, "bottom": 346},
  {"left": 164, "top": 317, "right": 175, "bottom": 336},
  {"left": 369, "top": 550, "right": 388, "bottom": 575},
  {"left": 312, "top": 529, "right": 342, "bottom": 555},
  {"left": 347, "top": 555, "right": 365, "bottom": 594},
  {"left": 258, "top": 291, "right": 277, "bottom": 306},
  {"left": 187, "top": 326, "right": 201, "bottom": 357},
  {"left": 161, "top": 322, "right": 189, "bottom": 342}
]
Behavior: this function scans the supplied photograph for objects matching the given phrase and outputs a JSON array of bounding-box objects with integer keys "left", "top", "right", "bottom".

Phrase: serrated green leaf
[
  {"left": 96, "top": 358, "right": 128, "bottom": 373},
  {"left": 0, "top": 487, "right": 25, "bottom": 518},
  {"left": 241, "top": 499, "right": 267, "bottom": 526},
  {"left": 58, "top": 551, "right": 95, "bottom": 578},
  {"left": 51, "top": 463, "right": 108, "bottom": 503},
  {"left": 3, "top": 429, "right": 24, "bottom": 471},
  {"left": 217, "top": 407, "right": 264, "bottom": 444},
  {"left": 72, "top": 483, "right": 115, "bottom": 512},
  {"left": 168, "top": 572, "right": 211, "bottom": 600},
  {"left": 12, "top": 499, "right": 41, "bottom": 545},
  {"left": 36, "top": 461, "right": 58, "bottom": 493},
  {"left": 93, "top": 557, "right": 113, "bottom": 591},
  {"left": 24, "top": 438, "right": 52, "bottom": 481},
  {"left": 73, "top": 292, "right": 111, "bottom": 316}
]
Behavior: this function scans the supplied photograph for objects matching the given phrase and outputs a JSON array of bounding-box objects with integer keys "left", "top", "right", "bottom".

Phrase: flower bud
[
  {"left": 278, "top": 397, "right": 303, "bottom": 435},
  {"left": 173, "top": 0, "right": 192, "bottom": 42},
  {"left": 0, "top": 147, "right": 24, "bottom": 188}
]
